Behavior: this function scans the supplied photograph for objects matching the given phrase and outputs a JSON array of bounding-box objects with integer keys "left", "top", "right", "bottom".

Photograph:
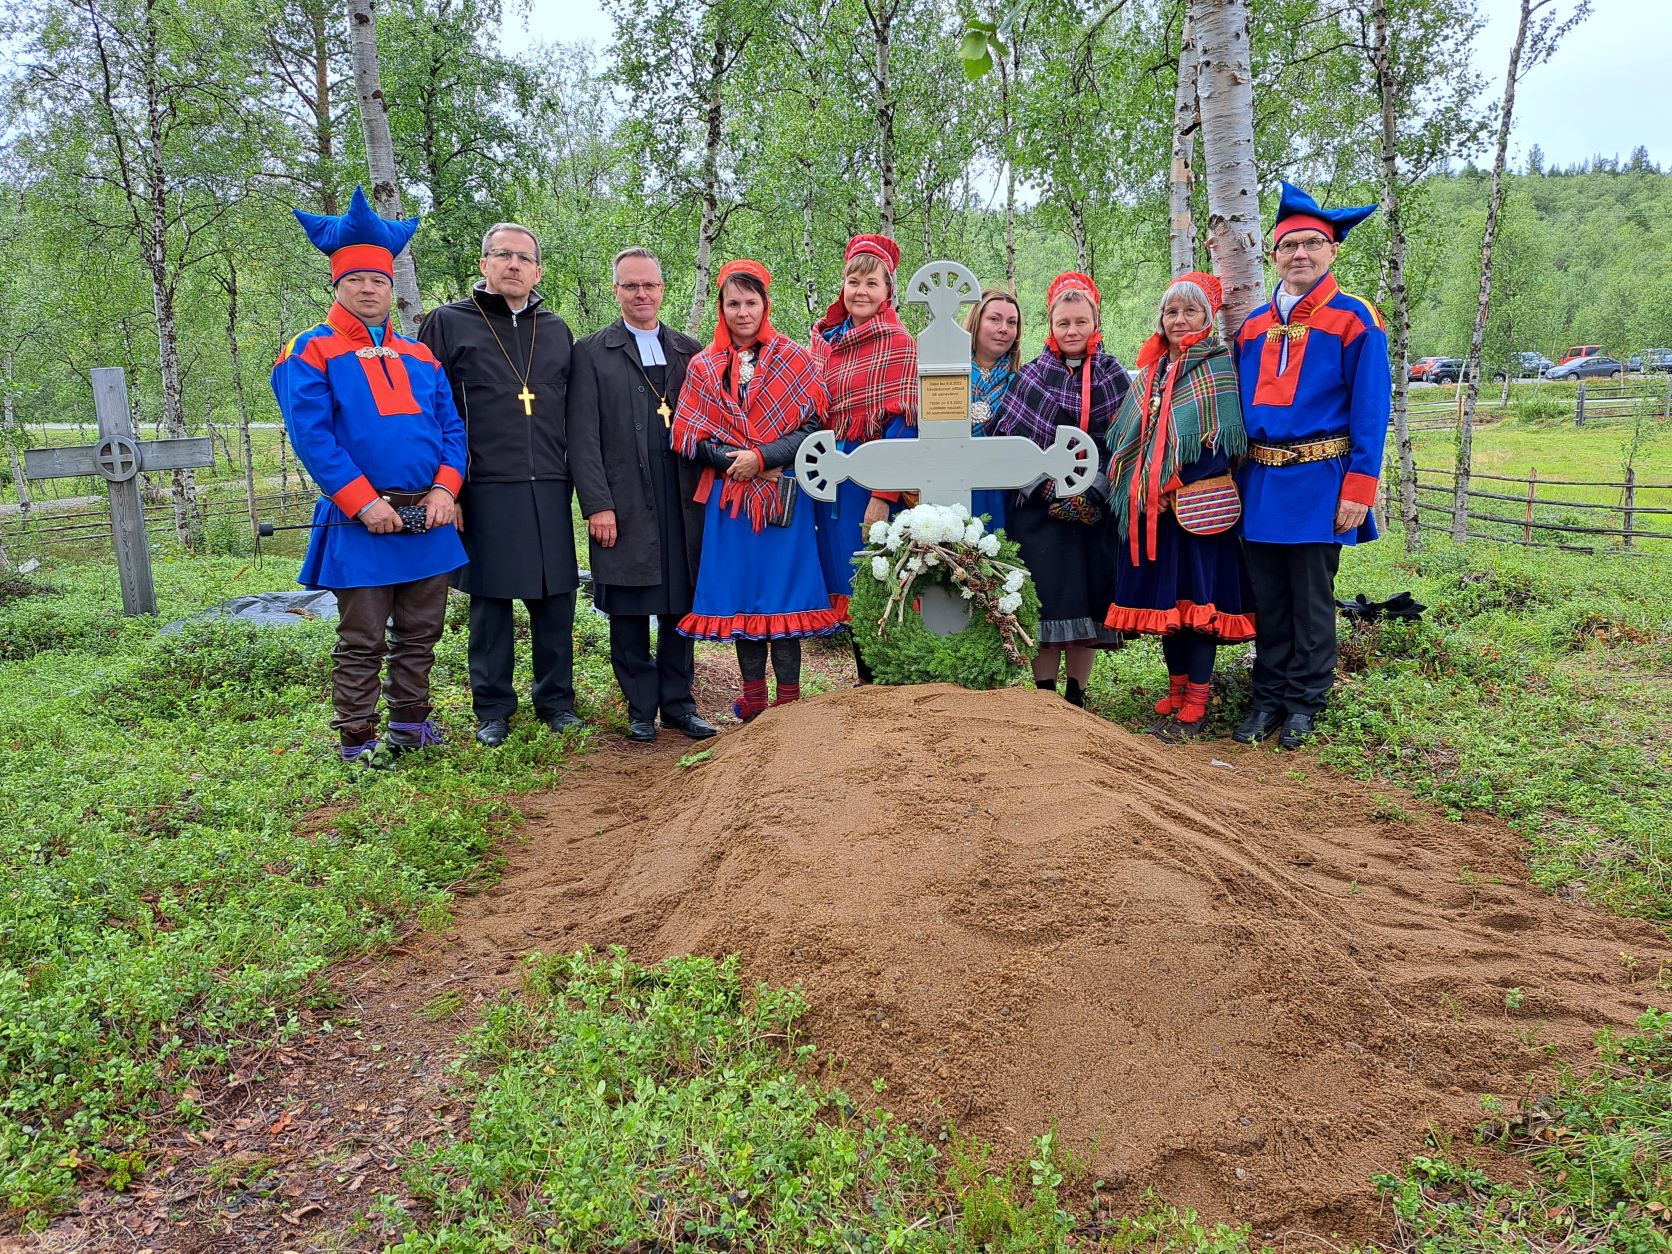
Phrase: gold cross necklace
[
  {"left": 471, "top": 295, "right": 539, "bottom": 416},
  {"left": 625, "top": 330, "right": 674, "bottom": 428}
]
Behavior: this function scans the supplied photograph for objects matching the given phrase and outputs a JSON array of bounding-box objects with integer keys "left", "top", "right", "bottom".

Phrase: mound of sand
[{"left": 449, "top": 684, "right": 1670, "bottom": 1240}]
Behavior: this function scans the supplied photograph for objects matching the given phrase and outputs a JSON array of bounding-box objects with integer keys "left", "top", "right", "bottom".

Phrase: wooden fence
[
  {"left": 1407, "top": 464, "right": 1672, "bottom": 553},
  {"left": 1399, "top": 375, "right": 1672, "bottom": 433}
]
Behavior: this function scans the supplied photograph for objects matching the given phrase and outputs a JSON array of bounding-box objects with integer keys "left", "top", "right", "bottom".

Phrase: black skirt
[{"left": 1007, "top": 492, "right": 1123, "bottom": 646}]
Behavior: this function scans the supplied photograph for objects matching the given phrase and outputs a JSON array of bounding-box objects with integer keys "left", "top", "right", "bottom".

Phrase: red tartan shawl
[
  {"left": 811, "top": 310, "right": 918, "bottom": 442},
  {"left": 671, "top": 331, "right": 827, "bottom": 531}
]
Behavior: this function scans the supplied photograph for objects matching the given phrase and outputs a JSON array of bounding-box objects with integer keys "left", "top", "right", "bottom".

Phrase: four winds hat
[
  {"left": 1271, "top": 180, "right": 1377, "bottom": 244},
  {"left": 293, "top": 185, "right": 420, "bottom": 285}
]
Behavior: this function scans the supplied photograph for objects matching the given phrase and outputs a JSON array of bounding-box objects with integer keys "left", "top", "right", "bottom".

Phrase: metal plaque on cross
[
  {"left": 795, "top": 259, "right": 1097, "bottom": 514},
  {"left": 24, "top": 368, "right": 215, "bottom": 616}
]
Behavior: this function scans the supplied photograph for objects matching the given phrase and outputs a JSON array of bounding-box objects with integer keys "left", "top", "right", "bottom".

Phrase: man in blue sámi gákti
[
  {"left": 272, "top": 187, "right": 467, "bottom": 768},
  {"left": 1232, "top": 181, "right": 1391, "bottom": 751}
]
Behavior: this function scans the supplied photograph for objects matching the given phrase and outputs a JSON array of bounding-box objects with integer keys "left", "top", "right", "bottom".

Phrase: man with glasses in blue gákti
[
  {"left": 1231, "top": 182, "right": 1390, "bottom": 751},
  {"left": 418, "top": 224, "right": 584, "bottom": 747}
]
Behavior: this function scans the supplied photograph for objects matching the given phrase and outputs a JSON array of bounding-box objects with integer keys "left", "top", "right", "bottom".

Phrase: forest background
[{"left": 0, "top": 0, "right": 1667, "bottom": 463}]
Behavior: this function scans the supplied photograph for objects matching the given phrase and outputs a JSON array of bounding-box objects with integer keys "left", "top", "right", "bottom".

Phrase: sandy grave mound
[{"left": 448, "top": 684, "right": 1670, "bottom": 1241}]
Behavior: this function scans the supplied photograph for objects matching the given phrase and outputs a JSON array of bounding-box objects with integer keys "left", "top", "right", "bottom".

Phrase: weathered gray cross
[
  {"left": 796, "top": 259, "right": 1096, "bottom": 634},
  {"left": 24, "top": 367, "right": 214, "bottom": 616}
]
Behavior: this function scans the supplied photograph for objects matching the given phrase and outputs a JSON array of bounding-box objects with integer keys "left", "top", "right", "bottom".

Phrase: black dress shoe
[
  {"left": 545, "top": 711, "right": 586, "bottom": 734},
  {"left": 626, "top": 720, "right": 657, "bottom": 742},
  {"left": 475, "top": 718, "right": 510, "bottom": 747},
  {"left": 1278, "top": 711, "right": 1317, "bottom": 751},
  {"left": 662, "top": 712, "right": 718, "bottom": 739},
  {"left": 1231, "top": 708, "right": 1284, "bottom": 744}
]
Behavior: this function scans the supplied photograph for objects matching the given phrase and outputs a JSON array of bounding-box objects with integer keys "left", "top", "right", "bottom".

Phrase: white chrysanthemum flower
[
  {"left": 923, "top": 552, "right": 939, "bottom": 566},
  {"left": 907, "top": 555, "right": 924, "bottom": 573},
  {"left": 977, "top": 534, "right": 1001, "bottom": 557},
  {"left": 962, "top": 523, "right": 982, "bottom": 545},
  {"left": 885, "top": 532, "right": 902, "bottom": 552},
  {"left": 950, "top": 504, "right": 970, "bottom": 521},
  {"left": 870, "top": 555, "right": 890, "bottom": 581},
  {"left": 960, "top": 586, "right": 974, "bottom": 599},
  {"left": 1003, "top": 570, "right": 1025, "bottom": 594},
  {"left": 868, "top": 521, "right": 890, "bottom": 546},
  {"left": 997, "top": 591, "right": 1022, "bottom": 614}
]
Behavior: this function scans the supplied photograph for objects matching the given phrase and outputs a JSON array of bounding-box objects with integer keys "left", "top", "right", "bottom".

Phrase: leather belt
[
  {"left": 376, "top": 488, "right": 431, "bottom": 507},
  {"left": 1247, "top": 435, "right": 1352, "bottom": 467}
]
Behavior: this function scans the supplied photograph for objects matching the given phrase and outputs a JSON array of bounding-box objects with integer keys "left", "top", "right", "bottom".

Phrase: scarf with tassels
[
  {"left": 1106, "top": 331, "right": 1246, "bottom": 563},
  {"left": 995, "top": 349, "right": 1130, "bottom": 496},
  {"left": 810, "top": 307, "right": 918, "bottom": 442}
]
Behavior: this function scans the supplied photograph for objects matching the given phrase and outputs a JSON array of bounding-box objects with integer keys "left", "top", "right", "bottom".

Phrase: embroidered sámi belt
[{"left": 1246, "top": 435, "right": 1353, "bottom": 467}]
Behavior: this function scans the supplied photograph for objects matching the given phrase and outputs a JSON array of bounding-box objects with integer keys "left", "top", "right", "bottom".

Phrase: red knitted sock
[
  {"left": 771, "top": 682, "right": 801, "bottom": 706},
  {"left": 733, "top": 678, "right": 769, "bottom": 722},
  {"left": 1154, "top": 674, "right": 1189, "bottom": 716},
  {"left": 1177, "top": 681, "right": 1212, "bottom": 725}
]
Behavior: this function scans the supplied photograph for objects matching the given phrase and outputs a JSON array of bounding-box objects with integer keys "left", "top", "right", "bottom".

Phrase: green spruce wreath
[{"left": 847, "top": 505, "right": 1041, "bottom": 690}]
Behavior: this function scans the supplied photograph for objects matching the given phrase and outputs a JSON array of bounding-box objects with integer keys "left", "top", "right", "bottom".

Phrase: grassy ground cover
[
  {"left": 2, "top": 510, "right": 1669, "bottom": 1247},
  {"left": 0, "top": 555, "right": 612, "bottom": 1227}
]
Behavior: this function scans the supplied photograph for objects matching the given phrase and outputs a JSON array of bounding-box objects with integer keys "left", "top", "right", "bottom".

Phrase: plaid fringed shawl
[
  {"left": 671, "top": 331, "right": 827, "bottom": 531},
  {"left": 811, "top": 310, "right": 918, "bottom": 442},
  {"left": 995, "top": 349, "right": 1130, "bottom": 466},
  {"left": 1107, "top": 333, "right": 1246, "bottom": 562}
]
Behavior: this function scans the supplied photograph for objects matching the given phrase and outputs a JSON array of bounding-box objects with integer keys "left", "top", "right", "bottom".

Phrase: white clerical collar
[{"left": 628, "top": 322, "right": 666, "bottom": 366}]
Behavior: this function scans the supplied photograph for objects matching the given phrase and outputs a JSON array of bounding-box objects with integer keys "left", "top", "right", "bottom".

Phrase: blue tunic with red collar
[
  {"left": 272, "top": 303, "right": 468, "bottom": 590},
  {"left": 1233, "top": 273, "right": 1390, "bottom": 545}
]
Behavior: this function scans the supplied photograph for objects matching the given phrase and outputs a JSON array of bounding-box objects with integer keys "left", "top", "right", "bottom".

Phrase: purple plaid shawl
[{"left": 996, "top": 349, "right": 1131, "bottom": 450}]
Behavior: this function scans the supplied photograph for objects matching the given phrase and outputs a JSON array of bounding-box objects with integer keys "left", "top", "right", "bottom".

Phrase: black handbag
[{"left": 763, "top": 475, "right": 798, "bottom": 527}]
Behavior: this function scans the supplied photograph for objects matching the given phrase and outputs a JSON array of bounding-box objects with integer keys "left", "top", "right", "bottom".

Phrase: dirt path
[{"left": 23, "top": 679, "right": 1672, "bottom": 1252}]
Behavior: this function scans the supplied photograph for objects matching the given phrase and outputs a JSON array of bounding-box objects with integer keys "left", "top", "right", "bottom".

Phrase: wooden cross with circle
[{"left": 23, "top": 368, "right": 215, "bottom": 616}]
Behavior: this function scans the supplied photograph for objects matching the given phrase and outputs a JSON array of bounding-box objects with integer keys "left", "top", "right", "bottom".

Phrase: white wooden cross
[
  {"left": 24, "top": 368, "right": 214, "bottom": 616},
  {"left": 795, "top": 259, "right": 1097, "bottom": 514}
]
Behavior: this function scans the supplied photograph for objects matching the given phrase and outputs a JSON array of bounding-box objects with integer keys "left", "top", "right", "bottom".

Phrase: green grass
[
  {"left": 0, "top": 552, "right": 616, "bottom": 1227},
  {"left": 1372, "top": 1008, "right": 1672, "bottom": 1252}
]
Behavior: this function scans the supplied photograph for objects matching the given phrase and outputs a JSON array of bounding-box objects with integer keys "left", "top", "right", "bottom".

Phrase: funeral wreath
[{"left": 849, "top": 503, "right": 1040, "bottom": 689}]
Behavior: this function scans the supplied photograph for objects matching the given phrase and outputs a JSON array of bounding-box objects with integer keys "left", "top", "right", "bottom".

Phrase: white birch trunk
[
  {"left": 141, "top": 4, "right": 195, "bottom": 547},
  {"left": 1190, "top": 0, "right": 1264, "bottom": 337},
  {"left": 348, "top": 0, "right": 423, "bottom": 329},
  {"left": 1372, "top": 0, "right": 1420, "bottom": 552},
  {"left": 1170, "top": 16, "right": 1201, "bottom": 277},
  {"left": 865, "top": 0, "right": 898, "bottom": 238},
  {"left": 1454, "top": 0, "right": 1532, "bottom": 542},
  {"left": 684, "top": 31, "right": 728, "bottom": 337},
  {"left": 3, "top": 350, "right": 27, "bottom": 513}
]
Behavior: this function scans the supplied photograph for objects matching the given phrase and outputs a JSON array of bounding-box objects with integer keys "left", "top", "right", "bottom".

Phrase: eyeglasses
[
  {"left": 484, "top": 248, "right": 539, "bottom": 265},
  {"left": 615, "top": 282, "right": 665, "bottom": 294},
  {"left": 1273, "top": 236, "right": 1331, "bottom": 257}
]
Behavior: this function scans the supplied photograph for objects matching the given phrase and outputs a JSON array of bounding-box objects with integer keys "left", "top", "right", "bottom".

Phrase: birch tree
[
  {"left": 1169, "top": 14, "right": 1201, "bottom": 277},
  {"left": 1352, "top": 0, "right": 1486, "bottom": 552},
  {"left": 348, "top": 0, "right": 423, "bottom": 326},
  {"left": 1190, "top": 0, "right": 1264, "bottom": 335},
  {"left": 19, "top": 0, "right": 271, "bottom": 545},
  {"left": 1453, "top": 0, "right": 1589, "bottom": 542}
]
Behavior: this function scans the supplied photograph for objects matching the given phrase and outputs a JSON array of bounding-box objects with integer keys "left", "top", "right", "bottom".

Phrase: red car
[
  {"left": 1407, "top": 356, "right": 1445, "bottom": 381},
  {"left": 1559, "top": 344, "right": 1602, "bottom": 365}
]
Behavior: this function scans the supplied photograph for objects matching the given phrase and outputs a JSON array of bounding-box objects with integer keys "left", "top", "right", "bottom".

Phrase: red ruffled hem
[
  {"left": 828, "top": 592, "right": 852, "bottom": 623},
  {"left": 678, "top": 608, "right": 846, "bottom": 641},
  {"left": 1104, "top": 600, "right": 1256, "bottom": 643}
]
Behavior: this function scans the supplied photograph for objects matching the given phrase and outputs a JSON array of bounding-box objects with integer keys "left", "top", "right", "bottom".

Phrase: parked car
[
  {"left": 1407, "top": 356, "right": 1446, "bottom": 382},
  {"left": 1558, "top": 344, "right": 1603, "bottom": 365},
  {"left": 1493, "top": 351, "right": 1553, "bottom": 381},
  {"left": 1627, "top": 355, "right": 1644, "bottom": 372},
  {"left": 1546, "top": 355, "right": 1624, "bottom": 380},
  {"left": 1429, "top": 358, "right": 1472, "bottom": 384},
  {"left": 1643, "top": 348, "right": 1672, "bottom": 373}
]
